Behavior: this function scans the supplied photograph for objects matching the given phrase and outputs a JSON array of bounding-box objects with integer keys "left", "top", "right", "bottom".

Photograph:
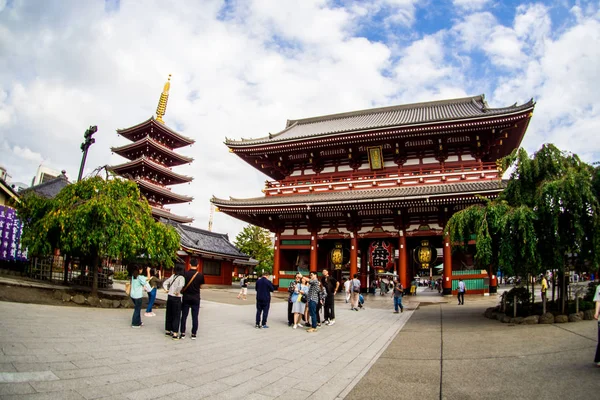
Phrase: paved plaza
[{"left": 0, "top": 285, "right": 599, "bottom": 400}]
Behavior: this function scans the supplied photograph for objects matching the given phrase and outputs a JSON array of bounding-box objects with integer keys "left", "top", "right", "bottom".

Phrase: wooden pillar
[
  {"left": 310, "top": 232, "right": 318, "bottom": 273},
  {"left": 489, "top": 266, "right": 498, "bottom": 294},
  {"left": 442, "top": 234, "right": 452, "bottom": 295},
  {"left": 273, "top": 234, "right": 281, "bottom": 287},
  {"left": 350, "top": 233, "right": 358, "bottom": 278},
  {"left": 399, "top": 233, "right": 407, "bottom": 288}
]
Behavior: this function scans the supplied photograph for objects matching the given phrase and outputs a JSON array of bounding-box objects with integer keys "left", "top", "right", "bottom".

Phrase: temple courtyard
[{"left": 0, "top": 287, "right": 598, "bottom": 400}]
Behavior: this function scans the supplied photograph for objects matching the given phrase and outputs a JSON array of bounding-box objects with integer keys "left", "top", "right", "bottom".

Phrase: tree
[
  {"left": 447, "top": 144, "right": 600, "bottom": 312},
  {"left": 16, "top": 176, "right": 180, "bottom": 296},
  {"left": 234, "top": 225, "right": 274, "bottom": 274}
]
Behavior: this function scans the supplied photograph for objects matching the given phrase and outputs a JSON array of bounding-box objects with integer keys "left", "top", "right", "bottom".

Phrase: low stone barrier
[{"left": 484, "top": 307, "right": 590, "bottom": 325}]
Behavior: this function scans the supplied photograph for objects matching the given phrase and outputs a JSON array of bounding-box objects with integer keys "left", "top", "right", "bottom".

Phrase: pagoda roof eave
[
  {"left": 137, "top": 179, "right": 193, "bottom": 203},
  {"left": 211, "top": 180, "right": 508, "bottom": 209},
  {"left": 225, "top": 95, "right": 535, "bottom": 149},
  {"left": 111, "top": 137, "right": 194, "bottom": 165},
  {"left": 151, "top": 206, "right": 193, "bottom": 223},
  {"left": 109, "top": 157, "right": 193, "bottom": 184},
  {"left": 117, "top": 117, "right": 195, "bottom": 147}
]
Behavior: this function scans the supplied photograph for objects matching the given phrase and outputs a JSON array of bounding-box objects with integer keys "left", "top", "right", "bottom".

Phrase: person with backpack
[
  {"left": 350, "top": 273, "right": 361, "bottom": 311},
  {"left": 162, "top": 264, "right": 185, "bottom": 340},
  {"left": 237, "top": 275, "right": 248, "bottom": 300},
  {"left": 180, "top": 259, "right": 204, "bottom": 340},
  {"left": 128, "top": 264, "right": 152, "bottom": 328}
]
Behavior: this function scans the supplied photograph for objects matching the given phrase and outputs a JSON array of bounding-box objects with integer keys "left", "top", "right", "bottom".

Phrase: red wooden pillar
[
  {"left": 273, "top": 234, "right": 281, "bottom": 287},
  {"left": 350, "top": 233, "right": 358, "bottom": 278},
  {"left": 442, "top": 234, "right": 452, "bottom": 295},
  {"left": 310, "top": 232, "right": 318, "bottom": 273},
  {"left": 399, "top": 233, "right": 407, "bottom": 288}
]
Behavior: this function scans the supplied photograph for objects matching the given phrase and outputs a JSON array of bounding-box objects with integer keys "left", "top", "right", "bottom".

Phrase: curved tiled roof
[
  {"left": 226, "top": 95, "right": 534, "bottom": 147},
  {"left": 212, "top": 180, "right": 507, "bottom": 208},
  {"left": 117, "top": 117, "right": 195, "bottom": 149},
  {"left": 111, "top": 136, "right": 193, "bottom": 166},
  {"left": 151, "top": 206, "right": 193, "bottom": 223},
  {"left": 164, "top": 221, "right": 250, "bottom": 259},
  {"left": 109, "top": 157, "right": 193, "bottom": 184}
]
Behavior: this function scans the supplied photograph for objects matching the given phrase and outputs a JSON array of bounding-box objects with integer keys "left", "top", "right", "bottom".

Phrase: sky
[{"left": 1, "top": 0, "right": 599, "bottom": 241}]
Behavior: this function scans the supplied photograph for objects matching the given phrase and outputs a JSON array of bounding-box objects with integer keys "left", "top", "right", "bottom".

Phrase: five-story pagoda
[{"left": 110, "top": 76, "right": 194, "bottom": 223}]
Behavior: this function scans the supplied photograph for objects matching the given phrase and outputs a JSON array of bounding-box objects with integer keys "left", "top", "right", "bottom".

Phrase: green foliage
[
  {"left": 113, "top": 271, "right": 129, "bottom": 280},
  {"left": 447, "top": 144, "right": 600, "bottom": 278},
  {"left": 234, "top": 225, "right": 274, "bottom": 274},
  {"left": 504, "top": 286, "right": 531, "bottom": 317},
  {"left": 16, "top": 176, "right": 180, "bottom": 293}
]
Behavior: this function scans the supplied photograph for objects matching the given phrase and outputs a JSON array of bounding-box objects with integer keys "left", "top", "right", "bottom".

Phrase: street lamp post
[{"left": 78, "top": 125, "right": 97, "bottom": 182}]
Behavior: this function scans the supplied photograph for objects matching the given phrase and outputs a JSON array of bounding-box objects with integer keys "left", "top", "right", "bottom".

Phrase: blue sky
[{"left": 0, "top": 0, "right": 599, "bottom": 239}]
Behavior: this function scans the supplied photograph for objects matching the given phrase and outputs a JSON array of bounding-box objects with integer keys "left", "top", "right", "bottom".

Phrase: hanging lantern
[
  {"left": 369, "top": 240, "right": 394, "bottom": 272},
  {"left": 414, "top": 240, "right": 437, "bottom": 269},
  {"left": 330, "top": 242, "right": 344, "bottom": 270}
]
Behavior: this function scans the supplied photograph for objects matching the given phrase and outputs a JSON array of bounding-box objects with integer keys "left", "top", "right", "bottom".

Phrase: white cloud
[{"left": 453, "top": 0, "right": 491, "bottom": 11}]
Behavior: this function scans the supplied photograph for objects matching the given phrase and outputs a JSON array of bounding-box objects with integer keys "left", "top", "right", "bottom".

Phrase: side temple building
[{"left": 212, "top": 95, "right": 534, "bottom": 294}]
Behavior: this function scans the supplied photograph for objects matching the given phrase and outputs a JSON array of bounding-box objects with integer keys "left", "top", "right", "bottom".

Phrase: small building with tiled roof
[
  {"left": 213, "top": 94, "right": 535, "bottom": 294},
  {"left": 20, "top": 171, "right": 70, "bottom": 199}
]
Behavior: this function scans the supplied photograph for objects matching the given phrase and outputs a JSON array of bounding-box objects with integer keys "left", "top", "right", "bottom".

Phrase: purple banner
[{"left": 0, "top": 205, "right": 26, "bottom": 261}]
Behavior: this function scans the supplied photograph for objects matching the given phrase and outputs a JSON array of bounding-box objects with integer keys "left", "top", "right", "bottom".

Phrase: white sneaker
[
  {"left": 329, "top": 320, "right": 335, "bottom": 326},
  {"left": 293, "top": 324, "right": 297, "bottom": 329},
  {"left": 324, "top": 320, "right": 330, "bottom": 325}
]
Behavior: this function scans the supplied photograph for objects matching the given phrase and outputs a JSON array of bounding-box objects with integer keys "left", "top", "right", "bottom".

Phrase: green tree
[
  {"left": 234, "top": 224, "right": 274, "bottom": 274},
  {"left": 447, "top": 144, "right": 600, "bottom": 312},
  {"left": 16, "top": 176, "right": 180, "bottom": 296}
]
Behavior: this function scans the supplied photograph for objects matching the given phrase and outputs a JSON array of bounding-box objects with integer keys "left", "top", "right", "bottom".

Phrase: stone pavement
[{"left": 0, "top": 289, "right": 417, "bottom": 400}]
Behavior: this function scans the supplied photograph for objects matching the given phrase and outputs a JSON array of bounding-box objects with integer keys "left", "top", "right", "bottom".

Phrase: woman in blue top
[
  {"left": 291, "top": 276, "right": 308, "bottom": 329},
  {"left": 129, "top": 265, "right": 151, "bottom": 328}
]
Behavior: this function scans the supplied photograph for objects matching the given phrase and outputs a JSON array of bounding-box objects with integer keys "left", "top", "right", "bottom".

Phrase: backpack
[{"left": 352, "top": 280, "right": 360, "bottom": 293}]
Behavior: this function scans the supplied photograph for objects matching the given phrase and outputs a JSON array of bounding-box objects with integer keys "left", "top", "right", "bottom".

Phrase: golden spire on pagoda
[{"left": 155, "top": 74, "right": 171, "bottom": 124}]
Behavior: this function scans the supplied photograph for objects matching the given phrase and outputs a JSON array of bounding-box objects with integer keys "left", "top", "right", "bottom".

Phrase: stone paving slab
[{"left": 0, "top": 294, "right": 411, "bottom": 399}]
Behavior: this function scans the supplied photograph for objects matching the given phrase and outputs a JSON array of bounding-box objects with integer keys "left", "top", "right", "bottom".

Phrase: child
[
  {"left": 237, "top": 275, "right": 248, "bottom": 300},
  {"left": 162, "top": 264, "right": 185, "bottom": 340}
]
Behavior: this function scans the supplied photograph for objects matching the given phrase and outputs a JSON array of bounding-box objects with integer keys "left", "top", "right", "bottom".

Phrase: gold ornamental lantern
[
  {"left": 414, "top": 240, "right": 437, "bottom": 269},
  {"left": 330, "top": 242, "right": 344, "bottom": 270}
]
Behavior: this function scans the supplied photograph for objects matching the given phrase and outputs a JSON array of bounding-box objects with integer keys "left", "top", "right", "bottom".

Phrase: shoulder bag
[{"left": 181, "top": 271, "right": 199, "bottom": 294}]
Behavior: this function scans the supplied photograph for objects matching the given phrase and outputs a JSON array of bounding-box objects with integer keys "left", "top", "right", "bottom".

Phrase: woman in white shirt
[{"left": 162, "top": 264, "right": 186, "bottom": 340}]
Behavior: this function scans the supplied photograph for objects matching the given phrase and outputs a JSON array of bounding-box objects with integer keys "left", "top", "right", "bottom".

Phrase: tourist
[
  {"left": 237, "top": 274, "right": 248, "bottom": 300},
  {"left": 410, "top": 278, "right": 417, "bottom": 296},
  {"left": 291, "top": 275, "right": 308, "bottom": 329},
  {"left": 350, "top": 273, "right": 361, "bottom": 311},
  {"left": 302, "top": 276, "right": 311, "bottom": 326},
  {"left": 316, "top": 281, "right": 327, "bottom": 326},
  {"left": 541, "top": 275, "right": 548, "bottom": 303},
  {"left": 593, "top": 282, "right": 600, "bottom": 366},
  {"left": 343, "top": 277, "right": 351, "bottom": 303},
  {"left": 255, "top": 271, "right": 274, "bottom": 329},
  {"left": 457, "top": 278, "right": 466, "bottom": 305},
  {"left": 288, "top": 274, "right": 301, "bottom": 326},
  {"left": 180, "top": 259, "right": 204, "bottom": 340},
  {"left": 321, "top": 269, "right": 339, "bottom": 326},
  {"left": 144, "top": 267, "right": 160, "bottom": 317},
  {"left": 129, "top": 264, "right": 152, "bottom": 328},
  {"left": 162, "top": 264, "right": 185, "bottom": 340},
  {"left": 392, "top": 279, "right": 404, "bottom": 313},
  {"left": 306, "top": 272, "right": 320, "bottom": 332}
]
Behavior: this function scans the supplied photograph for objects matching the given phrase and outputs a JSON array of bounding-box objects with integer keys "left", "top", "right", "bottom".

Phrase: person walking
[
  {"left": 350, "top": 273, "right": 361, "bottom": 311},
  {"left": 144, "top": 267, "right": 160, "bottom": 317},
  {"left": 343, "top": 277, "right": 351, "bottom": 303},
  {"left": 306, "top": 272, "right": 320, "bottom": 332},
  {"left": 255, "top": 271, "right": 274, "bottom": 329},
  {"left": 288, "top": 274, "right": 301, "bottom": 326},
  {"left": 593, "top": 282, "right": 600, "bottom": 366},
  {"left": 162, "top": 264, "right": 185, "bottom": 340},
  {"left": 129, "top": 264, "right": 152, "bottom": 328},
  {"left": 392, "top": 279, "right": 404, "bottom": 313},
  {"left": 457, "top": 278, "right": 466, "bottom": 305},
  {"left": 180, "top": 259, "right": 204, "bottom": 340},
  {"left": 237, "top": 275, "right": 248, "bottom": 300},
  {"left": 321, "top": 269, "right": 339, "bottom": 326}
]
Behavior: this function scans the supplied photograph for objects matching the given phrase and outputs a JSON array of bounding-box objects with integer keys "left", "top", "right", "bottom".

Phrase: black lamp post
[{"left": 77, "top": 125, "right": 97, "bottom": 182}]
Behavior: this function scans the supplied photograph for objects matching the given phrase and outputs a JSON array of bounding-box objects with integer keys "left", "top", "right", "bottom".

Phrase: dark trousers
[
  {"left": 180, "top": 299, "right": 200, "bottom": 335},
  {"left": 131, "top": 297, "right": 142, "bottom": 326},
  {"left": 256, "top": 301, "right": 270, "bottom": 326},
  {"left": 394, "top": 296, "right": 404, "bottom": 312},
  {"left": 165, "top": 295, "right": 182, "bottom": 334},
  {"left": 324, "top": 294, "right": 335, "bottom": 321},
  {"left": 316, "top": 302, "right": 322, "bottom": 323},
  {"left": 287, "top": 301, "right": 294, "bottom": 325},
  {"left": 595, "top": 321, "right": 600, "bottom": 363},
  {"left": 458, "top": 292, "right": 465, "bottom": 305},
  {"left": 146, "top": 288, "right": 157, "bottom": 313},
  {"left": 309, "top": 300, "right": 318, "bottom": 328}
]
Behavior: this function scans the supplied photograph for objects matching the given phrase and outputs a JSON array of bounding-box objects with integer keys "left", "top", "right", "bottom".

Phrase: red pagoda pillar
[
  {"left": 442, "top": 234, "right": 452, "bottom": 295},
  {"left": 398, "top": 233, "right": 407, "bottom": 288},
  {"left": 350, "top": 233, "right": 358, "bottom": 278},
  {"left": 310, "top": 232, "right": 318, "bottom": 273},
  {"left": 273, "top": 234, "right": 281, "bottom": 287}
]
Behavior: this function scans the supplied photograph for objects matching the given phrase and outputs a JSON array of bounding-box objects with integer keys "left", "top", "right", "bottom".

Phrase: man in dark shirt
[
  {"left": 255, "top": 271, "right": 275, "bottom": 329},
  {"left": 321, "top": 269, "right": 339, "bottom": 326},
  {"left": 180, "top": 258, "right": 205, "bottom": 340}
]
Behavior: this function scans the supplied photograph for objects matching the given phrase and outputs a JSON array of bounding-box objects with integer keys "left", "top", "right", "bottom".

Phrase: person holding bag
[
  {"left": 129, "top": 264, "right": 152, "bottom": 328},
  {"left": 162, "top": 264, "right": 185, "bottom": 340},
  {"left": 291, "top": 275, "right": 308, "bottom": 329},
  {"left": 179, "top": 259, "right": 204, "bottom": 340}
]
